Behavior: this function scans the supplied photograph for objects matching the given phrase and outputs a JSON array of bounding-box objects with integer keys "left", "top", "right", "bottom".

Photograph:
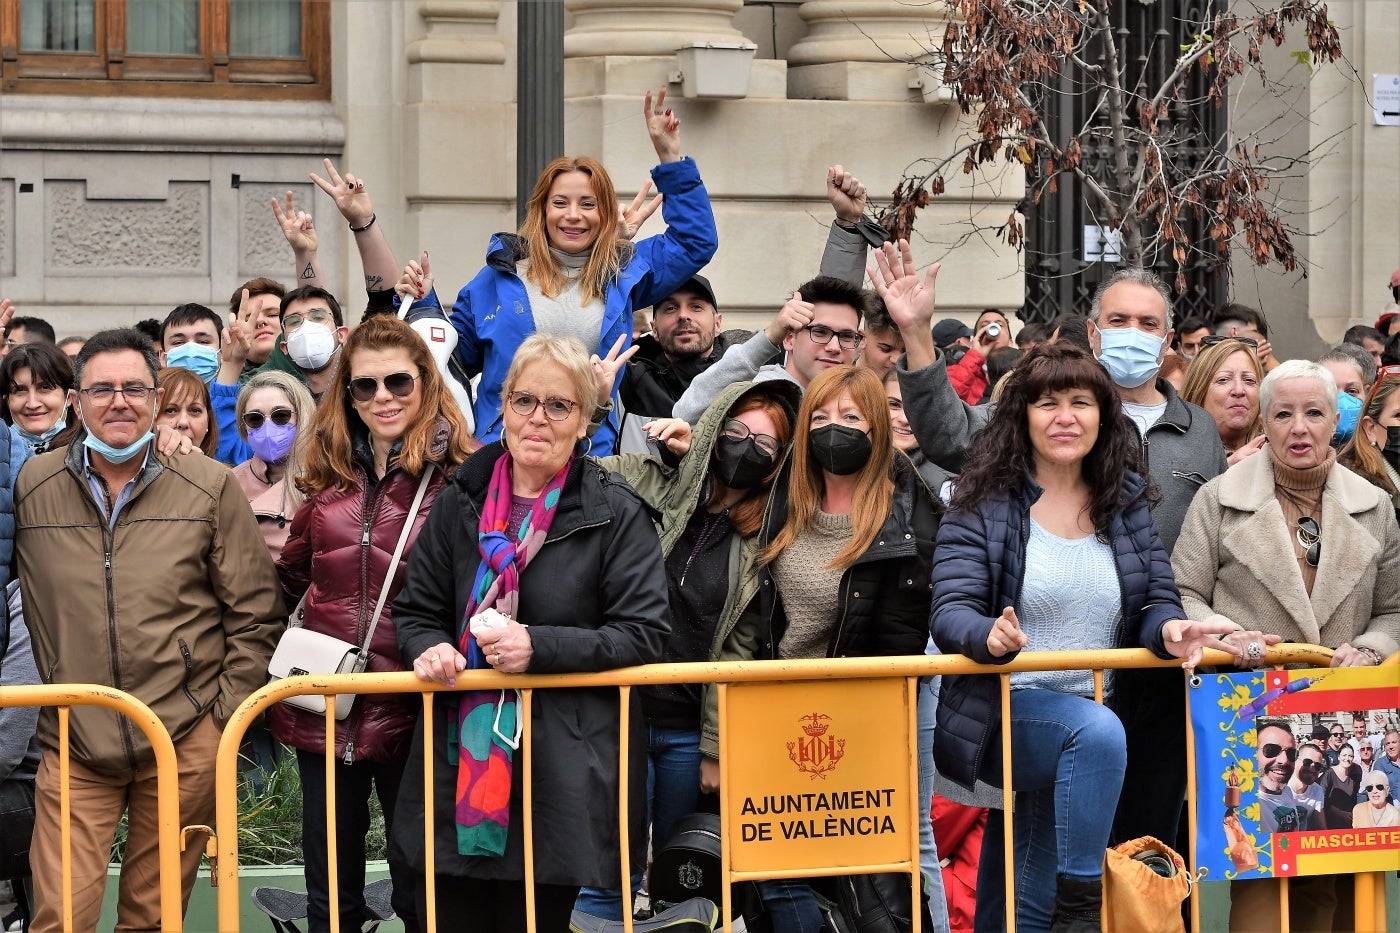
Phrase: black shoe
[{"left": 1050, "top": 876, "right": 1101, "bottom": 933}]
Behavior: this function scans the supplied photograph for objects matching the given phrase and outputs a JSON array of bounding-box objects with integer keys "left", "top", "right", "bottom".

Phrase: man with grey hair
[{"left": 14, "top": 328, "right": 284, "bottom": 931}]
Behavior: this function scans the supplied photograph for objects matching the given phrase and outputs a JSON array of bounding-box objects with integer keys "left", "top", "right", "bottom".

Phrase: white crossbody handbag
[{"left": 267, "top": 470, "right": 433, "bottom": 720}]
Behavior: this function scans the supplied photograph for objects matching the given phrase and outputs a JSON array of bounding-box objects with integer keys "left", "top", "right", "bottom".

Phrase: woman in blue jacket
[
  {"left": 403, "top": 87, "right": 717, "bottom": 456},
  {"left": 930, "top": 343, "right": 1241, "bottom": 933}
]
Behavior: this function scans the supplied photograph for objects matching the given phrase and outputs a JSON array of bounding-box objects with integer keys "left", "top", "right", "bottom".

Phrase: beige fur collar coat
[{"left": 1171, "top": 449, "right": 1400, "bottom": 660}]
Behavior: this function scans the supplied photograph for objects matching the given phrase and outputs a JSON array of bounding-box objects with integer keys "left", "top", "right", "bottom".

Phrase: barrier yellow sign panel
[{"left": 723, "top": 677, "right": 913, "bottom": 873}]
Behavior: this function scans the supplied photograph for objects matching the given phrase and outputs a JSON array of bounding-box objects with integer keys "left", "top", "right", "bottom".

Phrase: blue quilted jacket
[
  {"left": 930, "top": 471, "right": 1184, "bottom": 789},
  {"left": 412, "top": 157, "right": 717, "bottom": 456}
]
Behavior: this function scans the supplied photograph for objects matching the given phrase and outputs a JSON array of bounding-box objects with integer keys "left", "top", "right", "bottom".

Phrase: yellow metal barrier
[
  {"left": 0, "top": 684, "right": 185, "bottom": 932},
  {"left": 211, "top": 645, "right": 1391, "bottom": 933}
]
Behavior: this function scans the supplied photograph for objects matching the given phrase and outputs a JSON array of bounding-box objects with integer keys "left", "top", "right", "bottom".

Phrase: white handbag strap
[{"left": 353, "top": 468, "right": 435, "bottom": 672}]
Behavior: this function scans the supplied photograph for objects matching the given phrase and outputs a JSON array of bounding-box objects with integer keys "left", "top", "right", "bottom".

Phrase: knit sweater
[
  {"left": 772, "top": 510, "right": 852, "bottom": 659},
  {"left": 520, "top": 249, "right": 606, "bottom": 352}
]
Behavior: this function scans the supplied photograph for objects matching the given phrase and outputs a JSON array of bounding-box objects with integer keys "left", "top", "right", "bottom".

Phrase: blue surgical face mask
[
  {"left": 163, "top": 341, "right": 219, "bottom": 381},
  {"left": 83, "top": 426, "right": 154, "bottom": 465},
  {"left": 1094, "top": 324, "right": 1165, "bottom": 389},
  {"left": 16, "top": 417, "right": 66, "bottom": 449},
  {"left": 1333, "top": 391, "right": 1362, "bottom": 445},
  {"left": 164, "top": 342, "right": 220, "bottom": 383}
]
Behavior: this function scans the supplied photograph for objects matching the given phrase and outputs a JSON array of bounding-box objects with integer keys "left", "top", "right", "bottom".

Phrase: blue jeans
[
  {"left": 917, "top": 677, "right": 952, "bottom": 933},
  {"left": 973, "top": 689, "right": 1126, "bottom": 933},
  {"left": 757, "top": 879, "right": 824, "bottom": 932},
  {"left": 574, "top": 724, "right": 703, "bottom": 921}
]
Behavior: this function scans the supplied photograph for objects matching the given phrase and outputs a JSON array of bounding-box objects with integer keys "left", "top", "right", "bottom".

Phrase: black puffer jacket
[
  {"left": 389, "top": 442, "right": 669, "bottom": 886},
  {"left": 745, "top": 452, "right": 940, "bottom": 660},
  {"left": 930, "top": 471, "right": 1184, "bottom": 790}
]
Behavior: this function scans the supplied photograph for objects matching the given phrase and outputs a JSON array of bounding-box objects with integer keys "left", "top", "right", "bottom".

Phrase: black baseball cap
[{"left": 657, "top": 274, "right": 718, "bottom": 311}]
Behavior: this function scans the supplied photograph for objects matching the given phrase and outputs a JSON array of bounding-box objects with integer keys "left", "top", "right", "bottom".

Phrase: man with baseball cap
[{"left": 616, "top": 275, "right": 728, "bottom": 451}]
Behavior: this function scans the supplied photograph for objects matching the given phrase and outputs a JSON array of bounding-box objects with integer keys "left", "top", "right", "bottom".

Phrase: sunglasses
[
  {"left": 1365, "top": 783, "right": 1389, "bottom": 793},
  {"left": 507, "top": 390, "right": 579, "bottom": 422},
  {"left": 1296, "top": 517, "right": 1320, "bottom": 568},
  {"left": 242, "top": 407, "right": 294, "bottom": 431},
  {"left": 1261, "top": 743, "right": 1299, "bottom": 762},
  {"left": 1199, "top": 335, "right": 1259, "bottom": 349},
  {"left": 347, "top": 372, "right": 418, "bottom": 403},
  {"left": 1298, "top": 759, "right": 1326, "bottom": 770}
]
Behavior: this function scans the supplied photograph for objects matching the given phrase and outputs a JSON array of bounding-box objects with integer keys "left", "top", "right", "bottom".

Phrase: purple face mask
[{"left": 248, "top": 420, "right": 297, "bottom": 464}]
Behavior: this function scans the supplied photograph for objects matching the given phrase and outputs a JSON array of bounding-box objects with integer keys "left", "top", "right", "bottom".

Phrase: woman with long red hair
[
  {"left": 270, "top": 315, "right": 474, "bottom": 932},
  {"left": 399, "top": 86, "right": 716, "bottom": 456}
]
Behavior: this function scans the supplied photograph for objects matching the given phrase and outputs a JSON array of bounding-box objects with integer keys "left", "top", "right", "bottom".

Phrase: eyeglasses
[
  {"left": 803, "top": 324, "right": 864, "bottom": 350},
  {"left": 1365, "top": 783, "right": 1389, "bottom": 792},
  {"left": 79, "top": 384, "right": 155, "bottom": 406},
  {"left": 1261, "top": 743, "right": 1299, "bottom": 762},
  {"left": 242, "top": 408, "right": 294, "bottom": 431},
  {"left": 347, "top": 372, "right": 418, "bottom": 403},
  {"left": 1199, "top": 335, "right": 1259, "bottom": 349},
  {"left": 507, "top": 390, "right": 579, "bottom": 422},
  {"left": 1298, "top": 759, "right": 1326, "bottom": 770},
  {"left": 1296, "top": 517, "right": 1320, "bottom": 568},
  {"left": 722, "top": 418, "right": 781, "bottom": 458},
  {"left": 282, "top": 308, "right": 335, "bottom": 332}
]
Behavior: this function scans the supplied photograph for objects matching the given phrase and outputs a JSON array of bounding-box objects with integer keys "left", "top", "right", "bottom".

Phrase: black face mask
[
  {"left": 713, "top": 436, "right": 775, "bottom": 490},
  {"left": 1382, "top": 425, "right": 1400, "bottom": 473},
  {"left": 808, "top": 423, "right": 873, "bottom": 476}
]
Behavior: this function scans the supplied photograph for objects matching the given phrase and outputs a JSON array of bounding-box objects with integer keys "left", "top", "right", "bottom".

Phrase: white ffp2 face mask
[{"left": 286, "top": 321, "right": 338, "bottom": 371}]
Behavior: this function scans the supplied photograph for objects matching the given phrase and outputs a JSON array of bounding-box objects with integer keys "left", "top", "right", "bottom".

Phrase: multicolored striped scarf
[{"left": 453, "top": 450, "right": 573, "bottom": 856}]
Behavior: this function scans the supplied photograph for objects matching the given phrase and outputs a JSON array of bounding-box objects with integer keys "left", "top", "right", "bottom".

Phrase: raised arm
[
  {"left": 210, "top": 290, "right": 255, "bottom": 464},
  {"left": 872, "top": 239, "right": 986, "bottom": 470},
  {"left": 644, "top": 87, "right": 681, "bottom": 164},
  {"left": 272, "top": 191, "right": 322, "bottom": 288},
  {"left": 819, "top": 164, "right": 887, "bottom": 286},
  {"left": 626, "top": 88, "right": 719, "bottom": 309},
  {"left": 310, "top": 158, "right": 401, "bottom": 297}
]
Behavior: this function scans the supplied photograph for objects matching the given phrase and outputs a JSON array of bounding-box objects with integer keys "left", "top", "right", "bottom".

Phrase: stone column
[
  {"left": 787, "top": 0, "right": 952, "bottom": 100},
  {"left": 393, "top": 1, "right": 515, "bottom": 298},
  {"left": 563, "top": 0, "right": 748, "bottom": 57}
]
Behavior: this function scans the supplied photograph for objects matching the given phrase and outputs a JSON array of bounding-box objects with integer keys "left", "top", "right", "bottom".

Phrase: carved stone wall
[
  {"left": 0, "top": 180, "right": 13, "bottom": 278},
  {"left": 0, "top": 96, "right": 344, "bottom": 335},
  {"left": 46, "top": 182, "right": 208, "bottom": 274}
]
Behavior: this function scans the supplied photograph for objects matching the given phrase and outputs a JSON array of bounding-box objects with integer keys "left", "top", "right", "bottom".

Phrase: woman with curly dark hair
[{"left": 930, "top": 342, "right": 1244, "bottom": 932}]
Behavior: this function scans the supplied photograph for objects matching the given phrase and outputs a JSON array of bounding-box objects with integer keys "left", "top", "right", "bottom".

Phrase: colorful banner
[{"left": 1188, "top": 666, "right": 1400, "bottom": 880}]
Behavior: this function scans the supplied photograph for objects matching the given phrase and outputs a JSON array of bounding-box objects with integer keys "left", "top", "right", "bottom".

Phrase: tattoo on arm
[
  {"left": 365, "top": 275, "right": 384, "bottom": 290},
  {"left": 301, "top": 263, "right": 316, "bottom": 281}
]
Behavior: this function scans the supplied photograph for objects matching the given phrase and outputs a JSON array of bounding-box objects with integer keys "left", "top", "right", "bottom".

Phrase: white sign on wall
[{"left": 1374, "top": 74, "right": 1400, "bottom": 127}]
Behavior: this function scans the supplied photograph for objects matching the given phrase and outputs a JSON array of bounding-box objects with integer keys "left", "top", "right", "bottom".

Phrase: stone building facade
[{"left": 0, "top": 0, "right": 1395, "bottom": 352}]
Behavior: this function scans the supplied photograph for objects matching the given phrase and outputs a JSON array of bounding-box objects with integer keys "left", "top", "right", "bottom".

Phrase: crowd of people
[{"left": 0, "top": 86, "right": 1399, "bottom": 933}]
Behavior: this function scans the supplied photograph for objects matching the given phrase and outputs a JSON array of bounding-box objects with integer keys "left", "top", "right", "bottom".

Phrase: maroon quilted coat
[{"left": 268, "top": 422, "right": 451, "bottom": 762}]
